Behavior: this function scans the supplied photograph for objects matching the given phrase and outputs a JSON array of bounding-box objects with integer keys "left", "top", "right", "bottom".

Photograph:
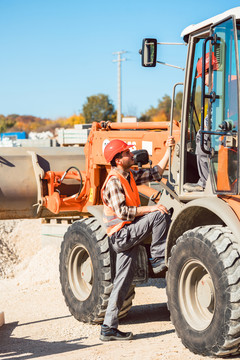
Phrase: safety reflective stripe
[
  {"left": 103, "top": 209, "right": 130, "bottom": 236},
  {"left": 104, "top": 214, "right": 118, "bottom": 221},
  {"left": 103, "top": 215, "right": 125, "bottom": 227},
  {"left": 106, "top": 220, "right": 131, "bottom": 236}
]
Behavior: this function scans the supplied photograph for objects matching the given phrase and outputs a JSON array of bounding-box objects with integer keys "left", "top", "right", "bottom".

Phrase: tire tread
[
  {"left": 167, "top": 225, "right": 240, "bottom": 357},
  {"left": 60, "top": 218, "right": 135, "bottom": 324}
]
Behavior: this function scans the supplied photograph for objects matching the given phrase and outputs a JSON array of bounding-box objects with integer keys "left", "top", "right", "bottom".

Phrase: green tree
[
  {"left": 7, "top": 114, "right": 19, "bottom": 122},
  {"left": 139, "top": 92, "right": 183, "bottom": 122},
  {"left": 0, "top": 115, "right": 6, "bottom": 132},
  {"left": 83, "top": 94, "right": 115, "bottom": 123},
  {"left": 0, "top": 114, "right": 18, "bottom": 133},
  {"left": 138, "top": 114, "right": 151, "bottom": 122},
  {"left": 173, "top": 91, "right": 183, "bottom": 121},
  {"left": 139, "top": 105, "right": 158, "bottom": 122},
  {"left": 157, "top": 94, "right": 172, "bottom": 121}
]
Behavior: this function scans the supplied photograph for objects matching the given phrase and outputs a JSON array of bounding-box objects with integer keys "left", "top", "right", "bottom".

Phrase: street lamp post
[{"left": 113, "top": 51, "right": 126, "bottom": 123}]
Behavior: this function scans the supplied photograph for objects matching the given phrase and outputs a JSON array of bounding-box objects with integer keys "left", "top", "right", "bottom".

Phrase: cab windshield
[{"left": 186, "top": 18, "right": 239, "bottom": 194}]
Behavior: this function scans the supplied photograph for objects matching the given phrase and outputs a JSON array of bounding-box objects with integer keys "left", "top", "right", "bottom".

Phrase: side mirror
[
  {"left": 132, "top": 149, "right": 150, "bottom": 168},
  {"left": 140, "top": 38, "right": 157, "bottom": 67}
]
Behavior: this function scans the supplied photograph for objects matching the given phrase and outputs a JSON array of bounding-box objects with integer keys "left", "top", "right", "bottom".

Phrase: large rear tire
[
  {"left": 166, "top": 225, "right": 240, "bottom": 357},
  {"left": 59, "top": 217, "right": 135, "bottom": 324}
]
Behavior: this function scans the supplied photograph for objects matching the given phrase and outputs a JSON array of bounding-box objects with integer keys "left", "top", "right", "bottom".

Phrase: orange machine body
[
  {"left": 42, "top": 120, "right": 181, "bottom": 215},
  {"left": 41, "top": 120, "right": 240, "bottom": 223}
]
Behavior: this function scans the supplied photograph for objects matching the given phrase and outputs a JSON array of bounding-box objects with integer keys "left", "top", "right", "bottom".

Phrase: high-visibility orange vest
[{"left": 101, "top": 169, "right": 141, "bottom": 236}]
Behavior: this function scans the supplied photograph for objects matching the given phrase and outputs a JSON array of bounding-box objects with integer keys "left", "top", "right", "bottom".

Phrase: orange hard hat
[
  {"left": 104, "top": 139, "right": 133, "bottom": 162},
  {"left": 196, "top": 52, "right": 218, "bottom": 78}
]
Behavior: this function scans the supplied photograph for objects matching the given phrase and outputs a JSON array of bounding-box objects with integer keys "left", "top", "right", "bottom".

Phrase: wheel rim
[
  {"left": 68, "top": 245, "right": 93, "bottom": 301},
  {"left": 178, "top": 259, "right": 215, "bottom": 331}
]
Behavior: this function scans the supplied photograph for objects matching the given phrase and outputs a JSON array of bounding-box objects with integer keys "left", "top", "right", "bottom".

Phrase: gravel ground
[{"left": 0, "top": 219, "right": 235, "bottom": 360}]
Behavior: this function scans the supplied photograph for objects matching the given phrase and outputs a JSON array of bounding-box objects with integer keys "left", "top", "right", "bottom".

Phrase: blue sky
[{"left": 0, "top": 0, "right": 240, "bottom": 120}]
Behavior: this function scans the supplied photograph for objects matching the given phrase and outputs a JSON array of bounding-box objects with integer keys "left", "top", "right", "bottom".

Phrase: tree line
[{"left": 0, "top": 92, "right": 183, "bottom": 134}]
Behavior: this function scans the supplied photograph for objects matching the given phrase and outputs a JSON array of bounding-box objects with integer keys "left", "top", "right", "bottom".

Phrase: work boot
[
  {"left": 183, "top": 183, "right": 204, "bottom": 192},
  {"left": 100, "top": 324, "right": 133, "bottom": 341},
  {"left": 150, "top": 257, "right": 167, "bottom": 274}
]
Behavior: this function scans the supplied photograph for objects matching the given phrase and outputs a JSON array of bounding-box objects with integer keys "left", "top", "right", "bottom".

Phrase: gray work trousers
[
  {"left": 103, "top": 211, "right": 171, "bottom": 329},
  {"left": 196, "top": 125, "right": 209, "bottom": 188},
  {"left": 196, "top": 154, "right": 209, "bottom": 188}
]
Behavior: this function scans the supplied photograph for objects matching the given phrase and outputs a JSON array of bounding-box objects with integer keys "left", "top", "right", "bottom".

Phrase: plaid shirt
[{"left": 102, "top": 166, "right": 162, "bottom": 221}]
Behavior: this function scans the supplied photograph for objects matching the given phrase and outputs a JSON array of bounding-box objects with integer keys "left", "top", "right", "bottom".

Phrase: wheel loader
[{"left": 1, "top": 7, "right": 240, "bottom": 357}]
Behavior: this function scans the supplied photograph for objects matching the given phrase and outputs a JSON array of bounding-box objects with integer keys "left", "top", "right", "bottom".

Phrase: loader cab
[{"left": 181, "top": 11, "right": 240, "bottom": 198}]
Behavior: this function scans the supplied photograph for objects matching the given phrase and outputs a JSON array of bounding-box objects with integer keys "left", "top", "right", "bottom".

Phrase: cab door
[{"left": 206, "top": 17, "right": 239, "bottom": 193}]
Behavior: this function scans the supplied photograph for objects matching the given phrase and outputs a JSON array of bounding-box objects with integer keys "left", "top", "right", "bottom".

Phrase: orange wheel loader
[{"left": 1, "top": 7, "right": 240, "bottom": 357}]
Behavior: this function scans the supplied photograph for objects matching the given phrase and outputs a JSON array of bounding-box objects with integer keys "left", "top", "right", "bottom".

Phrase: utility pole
[{"left": 113, "top": 51, "right": 126, "bottom": 123}]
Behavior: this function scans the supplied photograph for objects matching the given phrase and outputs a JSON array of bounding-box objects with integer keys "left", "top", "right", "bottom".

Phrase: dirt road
[{"left": 0, "top": 220, "right": 230, "bottom": 360}]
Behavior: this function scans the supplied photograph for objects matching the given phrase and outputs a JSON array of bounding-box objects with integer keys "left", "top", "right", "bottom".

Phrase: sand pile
[
  {"left": 15, "top": 244, "right": 60, "bottom": 288},
  {"left": 0, "top": 219, "right": 42, "bottom": 279},
  {"left": 0, "top": 220, "right": 21, "bottom": 278}
]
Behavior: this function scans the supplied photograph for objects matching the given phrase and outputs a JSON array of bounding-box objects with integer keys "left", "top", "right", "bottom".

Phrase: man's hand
[
  {"left": 157, "top": 135, "right": 175, "bottom": 176},
  {"left": 150, "top": 203, "right": 168, "bottom": 214},
  {"left": 136, "top": 203, "right": 168, "bottom": 216},
  {"left": 166, "top": 136, "right": 175, "bottom": 148}
]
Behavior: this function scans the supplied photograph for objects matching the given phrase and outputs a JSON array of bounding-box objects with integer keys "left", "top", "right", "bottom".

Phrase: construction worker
[
  {"left": 100, "top": 136, "right": 174, "bottom": 341},
  {"left": 184, "top": 52, "right": 218, "bottom": 192}
]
